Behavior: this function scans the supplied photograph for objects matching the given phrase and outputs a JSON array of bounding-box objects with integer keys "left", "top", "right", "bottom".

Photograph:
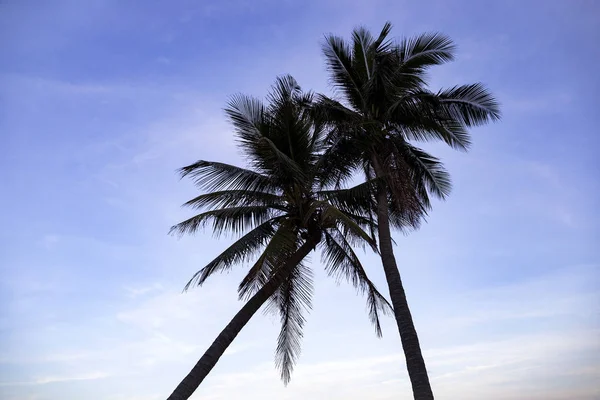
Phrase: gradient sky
[{"left": 1, "top": 1, "right": 599, "bottom": 399}]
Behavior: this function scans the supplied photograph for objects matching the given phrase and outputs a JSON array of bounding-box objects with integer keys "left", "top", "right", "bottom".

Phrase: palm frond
[
  {"left": 317, "top": 179, "right": 378, "bottom": 215},
  {"left": 225, "top": 93, "right": 266, "bottom": 145},
  {"left": 183, "top": 190, "right": 284, "bottom": 211},
  {"left": 182, "top": 220, "right": 278, "bottom": 290},
  {"left": 400, "top": 143, "right": 452, "bottom": 200},
  {"left": 322, "top": 34, "right": 365, "bottom": 111},
  {"left": 314, "top": 129, "right": 363, "bottom": 189},
  {"left": 178, "top": 160, "right": 277, "bottom": 193},
  {"left": 370, "top": 149, "right": 427, "bottom": 228},
  {"left": 313, "top": 94, "right": 362, "bottom": 124},
  {"left": 351, "top": 26, "right": 374, "bottom": 80},
  {"left": 255, "top": 135, "right": 307, "bottom": 183},
  {"left": 169, "top": 206, "right": 275, "bottom": 238},
  {"left": 270, "top": 262, "right": 313, "bottom": 385},
  {"left": 267, "top": 75, "right": 302, "bottom": 107},
  {"left": 398, "top": 32, "right": 456, "bottom": 69},
  {"left": 369, "top": 21, "right": 394, "bottom": 54},
  {"left": 387, "top": 190, "right": 426, "bottom": 232},
  {"left": 437, "top": 83, "right": 501, "bottom": 126},
  {"left": 309, "top": 200, "right": 377, "bottom": 250},
  {"left": 387, "top": 97, "right": 473, "bottom": 151},
  {"left": 322, "top": 230, "right": 392, "bottom": 336},
  {"left": 237, "top": 226, "right": 298, "bottom": 300}
]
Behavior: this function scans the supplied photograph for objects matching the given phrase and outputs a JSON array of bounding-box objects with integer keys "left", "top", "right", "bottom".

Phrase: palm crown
[
  {"left": 317, "top": 22, "right": 501, "bottom": 222},
  {"left": 170, "top": 75, "right": 391, "bottom": 384}
]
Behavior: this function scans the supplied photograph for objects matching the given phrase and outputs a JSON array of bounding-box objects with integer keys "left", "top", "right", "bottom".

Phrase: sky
[{"left": 1, "top": 0, "right": 599, "bottom": 399}]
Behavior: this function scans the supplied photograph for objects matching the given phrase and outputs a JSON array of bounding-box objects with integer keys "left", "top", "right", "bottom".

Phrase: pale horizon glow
[{"left": 1, "top": 1, "right": 599, "bottom": 399}]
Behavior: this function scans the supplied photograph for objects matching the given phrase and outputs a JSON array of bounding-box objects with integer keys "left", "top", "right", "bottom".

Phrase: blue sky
[{"left": 1, "top": 0, "right": 599, "bottom": 399}]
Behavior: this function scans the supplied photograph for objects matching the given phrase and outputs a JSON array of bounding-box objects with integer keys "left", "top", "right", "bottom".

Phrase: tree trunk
[
  {"left": 166, "top": 232, "right": 321, "bottom": 400},
  {"left": 373, "top": 162, "right": 434, "bottom": 400}
]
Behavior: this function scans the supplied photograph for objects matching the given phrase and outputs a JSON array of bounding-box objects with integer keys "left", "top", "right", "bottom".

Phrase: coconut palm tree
[
  {"left": 316, "top": 23, "right": 501, "bottom": 399},
  {"left": 166, "top": 75, "right": 392, "bottom": 400}
]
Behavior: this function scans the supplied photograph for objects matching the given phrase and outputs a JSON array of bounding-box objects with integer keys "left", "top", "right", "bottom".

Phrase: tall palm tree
[
  {"left": 316, "top": 23, "right": 501, "bottom": 400},
  {"left": 166, "top": 76, "right": 392, "bottom": 400}
]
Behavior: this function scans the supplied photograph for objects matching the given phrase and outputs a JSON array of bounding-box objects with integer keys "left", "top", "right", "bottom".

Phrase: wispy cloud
[
  {"left": 193, "top": 329, "right": 600, "bottom": 399},
  {"left": 123, "top": 283, "right": 163, "bottom": 298},
  {"left": 0, "top": 371, "right": 109, "bottom": 387}
]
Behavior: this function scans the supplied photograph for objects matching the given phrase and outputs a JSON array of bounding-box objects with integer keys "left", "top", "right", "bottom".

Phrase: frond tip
[
  {"left": 178, "top": 160, "right": 277, "bottom": 193},
  {"left": 271, "top": 263, "right": 314, "bottom": 385},
  {"left": 322, "top": 229, "right": 392, "bottom": 337},
  {"left": 169, "top": 206, "right": 274, "bottom": 238}
]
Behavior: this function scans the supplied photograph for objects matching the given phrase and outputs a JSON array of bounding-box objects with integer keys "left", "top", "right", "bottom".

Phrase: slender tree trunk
[
  {"left": 372, "top": 161, "right": 434, "bottom": 400},
  {"left": 166, "top": 233, "right": 321, "bottom": 400}
]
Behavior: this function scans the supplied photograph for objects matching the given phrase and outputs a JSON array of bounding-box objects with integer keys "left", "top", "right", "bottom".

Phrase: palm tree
[
  {"left": 316, "top": 23, "right": 501, "bottom": 399},
  {"left": 166, "top": 75, "right": 392, "bottom": 400}
]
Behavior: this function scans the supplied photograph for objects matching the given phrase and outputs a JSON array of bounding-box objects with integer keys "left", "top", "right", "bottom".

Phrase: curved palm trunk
[
  {"left": 373, "top": 166, "right": 434, "bottom": 400},
  {"left": 166, "top": 233, "right": 321, "bottom": 400}
]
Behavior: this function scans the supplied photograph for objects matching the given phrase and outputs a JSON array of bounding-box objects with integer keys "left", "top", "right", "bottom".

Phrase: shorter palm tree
[{"left": 166, "top": 76, "right": 391, "bottom": 400}]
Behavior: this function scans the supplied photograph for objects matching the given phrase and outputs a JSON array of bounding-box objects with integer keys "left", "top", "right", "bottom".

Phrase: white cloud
[
  {"left": 191, "top": 328, "right": 599, "bottom": 399},
  {"left": 34, "top": 372, "right": 110, "bottom": 385},
  {"left": 0, "top": 371, "right": 109, "bottom": 387},
  {"left": 123, "top": 283, "right": 164, "bottom": 298}
]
